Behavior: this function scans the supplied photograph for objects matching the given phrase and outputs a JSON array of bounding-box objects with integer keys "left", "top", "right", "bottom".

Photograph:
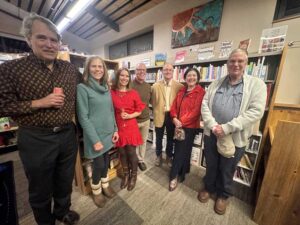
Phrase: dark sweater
[{"left": 132, "top": 79, "right": 151, "bottom": 123}]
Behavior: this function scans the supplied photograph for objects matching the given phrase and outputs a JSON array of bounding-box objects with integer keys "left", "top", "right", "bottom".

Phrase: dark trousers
[
  {"left": 203, "top": 133, "right": 245, "bottom": 198},
  {"left": 18, "top": 124, "right": 77, "bottom": 225},
  {"left": 92, "top": 152, "right": 109, "bottom": 185},
  {"left": 155, "top": 112, "right": 175, "bottom": 157},
  {"left": 170, "top": 128, "right": 197, "bottom": 181}
]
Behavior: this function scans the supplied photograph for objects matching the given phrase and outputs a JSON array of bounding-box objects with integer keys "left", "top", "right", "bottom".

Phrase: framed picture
[{"left": 171, "top": 0, "right": 224, "bottom": 48}]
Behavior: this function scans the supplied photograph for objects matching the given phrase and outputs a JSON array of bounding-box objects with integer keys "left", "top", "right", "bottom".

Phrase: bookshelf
[{"left": 131, "top": 50, "right": 282, "bottom": 187}]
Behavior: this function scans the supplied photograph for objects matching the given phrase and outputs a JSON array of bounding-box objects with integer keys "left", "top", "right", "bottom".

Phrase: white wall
[{"left": 90, "top": 0, "right": 300, "bottom": 68}]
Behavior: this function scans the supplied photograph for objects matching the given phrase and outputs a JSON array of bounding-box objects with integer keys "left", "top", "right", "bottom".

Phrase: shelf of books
[{"left": 0, "top": 117, "right": 18, "bottom": 155}]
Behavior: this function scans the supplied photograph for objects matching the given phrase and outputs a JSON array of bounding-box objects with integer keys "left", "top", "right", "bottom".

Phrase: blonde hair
[{"left": 83, "top": 56, "right": 108, "bottom": 86}]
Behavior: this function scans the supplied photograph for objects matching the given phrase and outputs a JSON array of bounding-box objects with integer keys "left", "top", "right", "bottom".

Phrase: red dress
[{"left": 111, "top": 89, "right": 145, "bottom": 147}]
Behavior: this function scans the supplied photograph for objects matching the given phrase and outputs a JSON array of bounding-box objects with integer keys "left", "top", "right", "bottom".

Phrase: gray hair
[
  {"left": 20, "top": 13, "right": 62, "bottom": 41},
  {"left": 228, "top": 48, "right": 248, "bottom": 63}
]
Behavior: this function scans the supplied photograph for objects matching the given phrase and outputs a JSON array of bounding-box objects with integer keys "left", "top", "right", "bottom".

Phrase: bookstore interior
[{"left": 0, "top": 0, "right": 299, "bottom": 225}]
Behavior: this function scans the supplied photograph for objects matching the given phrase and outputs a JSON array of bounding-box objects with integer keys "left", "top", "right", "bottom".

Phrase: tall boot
[
  {"left": 120, "top": 166, "right": 129, "bottom": 189},
  {"left": 127, "top": 170, "right": 137, "bottom": 191},
  {"left": 90, "top": 180, "right": 106, "bottom": 208},
  {"left": 101, "top": 176, "right": 116, "bottom": 198}
]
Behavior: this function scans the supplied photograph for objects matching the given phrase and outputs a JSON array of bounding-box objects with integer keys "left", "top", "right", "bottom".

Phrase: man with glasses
[
  {"left": 198, "top": 49, "right": 267, "bottom": 215},
  {"left": 0, "top": 13, "right": 81, "bottom": 225},
  {"left": 151, "top": 63, "right": 183, "bottom": 167},
  {"left": 132, "top": 63, "right": 151, "bottom": 171}
]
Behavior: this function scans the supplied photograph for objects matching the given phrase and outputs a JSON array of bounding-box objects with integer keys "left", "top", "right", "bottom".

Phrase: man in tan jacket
[{"left": 151, "top": 63, "right": 183, "bottom": 167}]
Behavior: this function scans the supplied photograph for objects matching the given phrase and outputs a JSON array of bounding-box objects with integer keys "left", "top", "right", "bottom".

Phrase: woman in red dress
[{"left": 111, "top": 68, "right": 145, "bottom": 191}]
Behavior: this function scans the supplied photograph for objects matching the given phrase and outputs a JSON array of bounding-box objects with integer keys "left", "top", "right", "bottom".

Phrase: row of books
[
  {"left": 234, "top": 167, "right": 252, "bottom": 185},
  {"left": 145, "top": 64, "right": 270, "bottom": 83}
]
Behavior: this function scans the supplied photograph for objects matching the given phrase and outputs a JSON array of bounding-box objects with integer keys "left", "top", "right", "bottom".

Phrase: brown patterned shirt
[{"left": 0, "top": 54, "right": 81, "bottom": 127}]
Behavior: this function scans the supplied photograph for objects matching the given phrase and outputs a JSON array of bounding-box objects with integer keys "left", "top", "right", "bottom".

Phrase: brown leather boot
[
  {"left": 127, "top": 171, "right": 137, "bottom": 191},
  {"left": 120, "top": 166, "right": 129, "bottom": 189},
  {"left": 214, "top": 198, "right": 228, "bottom": 215},
  {"left": 197, "top": 189, "right": 210, "bottom": 203},
  {"left": 90, "top": 181, "right": 106, "bottom": 208},
  {"left": 101, "top": 176, "right": 116, "bottom": 198}
]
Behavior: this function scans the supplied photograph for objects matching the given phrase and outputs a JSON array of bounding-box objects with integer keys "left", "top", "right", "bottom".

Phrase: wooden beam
[
  {"left": 27, "top": 0, "right": 33, "bottom": 12},
  {"left": 53, "top": 0, "right": 73, "bottom": 23},
  {"left": 0, "top": 9, "right": 22, "bottom": 21},
  {"left": 84, "top": 0, "right": 151, "bottom": 39},
  {"left": 88, "top": 7, "right": 119, "bottom": 32},
  {"left": 46, "top": 0, "right": 60, "bottom": 18},
  {"left": 37, "top": 0, "right": 47, "bottom": 15},
  {"left": 79, "top": 0, "right": 132, "bottom": 36}
]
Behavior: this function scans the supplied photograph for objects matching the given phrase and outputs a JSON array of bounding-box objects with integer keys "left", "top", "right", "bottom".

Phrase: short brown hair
[{"left": 111, "top": 68, "right": 132, "bottom": 90}]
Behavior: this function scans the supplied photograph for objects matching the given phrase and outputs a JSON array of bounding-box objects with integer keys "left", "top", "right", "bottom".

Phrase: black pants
[
  {"left": 155, "top": 112, "right": 175, "bottom": 157},
  {"left": 203, "top": 133, "right": 245, "bottom": 198},
  {"left": 170, "top": 128, "right": 198, "bottom": 181},
  {"left": 18, "top": 124, "right": 77, "bottom": 225},
  {"left": 92, "top": 152, "right": 109, "bottom": 185}
]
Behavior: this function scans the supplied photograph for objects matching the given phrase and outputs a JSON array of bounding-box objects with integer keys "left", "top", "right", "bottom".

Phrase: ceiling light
[{"left": 57, "top": 0, "right": 94, "bottom": 32}]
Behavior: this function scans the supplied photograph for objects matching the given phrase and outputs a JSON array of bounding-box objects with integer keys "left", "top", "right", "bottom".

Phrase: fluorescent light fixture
[
  {"left": 57, "top": 0, "right": 94, "bottom": 32},
  {"left": 57, "top": 17, "right": 71, "bottom": 32}
]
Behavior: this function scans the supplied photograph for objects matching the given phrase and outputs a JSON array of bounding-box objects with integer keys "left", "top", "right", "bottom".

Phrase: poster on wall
[
  {"left": 258, "top": 25, "right": 288, "bottom": 53},
  {"left": 171, "top": 0, "right": 224, "bottom": 49}
]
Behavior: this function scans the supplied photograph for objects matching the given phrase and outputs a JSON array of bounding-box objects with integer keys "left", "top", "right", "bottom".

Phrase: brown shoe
[
  {"left": 127, "top": 172, "right": 137, "bottom": 191},
  {"left": 214, "top": 198, "right": 228, "bottom": 215},
  {"left": 155, "top": 155, "right": 162, "bottom": 167},
  {"left": 93, "top": 193, "right": 106, "bottom": 208},
  {"left": 102, "top": 186, "right": 116, "bottom": 198},
  {"left": 197, "top": 189, "right": 210, "bottom": 203},
  {"left": 169, "top": 178, "right": 178, "bottom": 192}
]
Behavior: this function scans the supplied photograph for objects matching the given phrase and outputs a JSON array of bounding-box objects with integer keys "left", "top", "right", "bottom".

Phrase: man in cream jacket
[
  {"left": 151, "top": 63, "right": 183, "bottom": 167},
  {"left": 199, "top": 49, "right": 267, "bottom": 215}
]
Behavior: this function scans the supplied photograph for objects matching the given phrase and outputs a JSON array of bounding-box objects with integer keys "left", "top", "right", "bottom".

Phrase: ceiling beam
[
  {"left": 46, "top": 0, "right": 60, "bottom": 18},
  {"left": 78, "top": 0, "right": 133, "bottom": 38},
  {"left": 88, "top": 7, "right": 119, "bottom": 32},
  {"left": 37, "top": 0, "right": 47, "bottom": 15},
  {"left": 53, "top": 0, "right": 74, "bottom": 23},
  {"left": 84, "top": 0, "right": 151, "bottom": 39},
  {"left": 27, "top": 0, "right": 33, "bottom": 12}
]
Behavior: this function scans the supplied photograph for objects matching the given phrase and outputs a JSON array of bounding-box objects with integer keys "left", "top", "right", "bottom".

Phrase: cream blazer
[{"left": 151, "top": 80, "right": 183, "bottom": 127}]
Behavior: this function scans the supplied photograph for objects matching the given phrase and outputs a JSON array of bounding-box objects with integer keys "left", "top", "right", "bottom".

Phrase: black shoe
[
  {"left": 57, "top": 210, "right": 80, "bottom": 225},
  {"left": 138, "top": 162, "right": 147, "bottom": 171}
]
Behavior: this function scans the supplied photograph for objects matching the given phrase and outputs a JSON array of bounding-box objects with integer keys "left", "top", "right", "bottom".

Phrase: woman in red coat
[
  {"left": 111, "top": 68, "right": 145, "bottom": 191},
  {"left": 169, "top": 68, "right": 205, "bottom": 191}
]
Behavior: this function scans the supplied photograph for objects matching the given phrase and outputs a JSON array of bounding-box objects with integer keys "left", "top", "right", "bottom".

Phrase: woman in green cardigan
[{"left": 77, "top": 56, "right": 119, "bottom": 208}]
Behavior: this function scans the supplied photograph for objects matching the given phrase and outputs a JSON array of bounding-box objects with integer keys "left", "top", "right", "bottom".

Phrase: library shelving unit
[{"left": 130, "top": 50, "right": 283, "bottom": 188}]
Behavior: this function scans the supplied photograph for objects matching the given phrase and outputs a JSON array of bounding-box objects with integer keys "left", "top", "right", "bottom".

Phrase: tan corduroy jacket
[{"left": 151, "top": 79, "right": 183, "bottom": 127}]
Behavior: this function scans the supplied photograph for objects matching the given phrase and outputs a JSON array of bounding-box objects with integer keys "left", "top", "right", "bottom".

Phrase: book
[
  {"left": 0, "top": 117, "right": 10, "bottom": 131},
  {"left": 155, "top": 53, "right": 167, "bottom": 66},
  {"left": 219, "top": 41, "right": 233, "bottom": 58},
  {"left": 174, "top": 50, "right": 187, "bottom": 64},
  {"left": 191, "top": 147, "right": 201, "bottom": 166},
  {"left": 238, "top": 39, "right": 251, "bottom": 51}
]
